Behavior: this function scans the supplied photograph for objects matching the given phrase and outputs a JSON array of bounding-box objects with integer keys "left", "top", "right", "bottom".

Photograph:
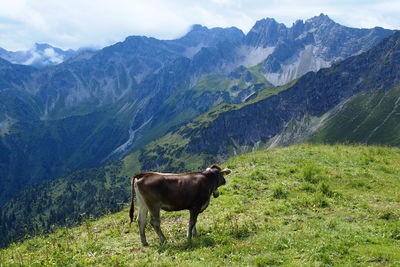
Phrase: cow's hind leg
[
  {"left": 138, "top": 206, "right": 149, "bottom": 246},
  {"left": 187, "top": 209, "right": 200, "bottom": 239},
  {"left": 136, "top": 188, "right": 149, "bottom": 246},
  {"left": 148, "top": 205, "right": 167, "bottom": 245}
]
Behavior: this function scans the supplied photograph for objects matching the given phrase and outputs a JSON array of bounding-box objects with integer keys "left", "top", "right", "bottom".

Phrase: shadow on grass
[
  {"left": 154, "top": 223, "right": 258, "bottom": 253},
  {"left": 155, "top": 234, "right": 217, "bottom": 253}
]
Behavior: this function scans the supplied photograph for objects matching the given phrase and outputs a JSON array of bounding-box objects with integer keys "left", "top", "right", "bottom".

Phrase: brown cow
[{"left": 127, "top": 164, "right": 231, "bottom": 246}]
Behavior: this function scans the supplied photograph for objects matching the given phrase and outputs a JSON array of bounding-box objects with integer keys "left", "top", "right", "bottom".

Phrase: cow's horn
[{"left": 222, "top": 168, "right": 231, "bottom": 174}]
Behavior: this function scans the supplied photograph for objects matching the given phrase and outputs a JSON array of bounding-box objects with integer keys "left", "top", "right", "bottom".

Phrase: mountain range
[
  {"left": 0, "top": 43, "right": 84, "bottom": 68},
  {"left": 0, "top": 14, "right": 399, "bottom": 247}
]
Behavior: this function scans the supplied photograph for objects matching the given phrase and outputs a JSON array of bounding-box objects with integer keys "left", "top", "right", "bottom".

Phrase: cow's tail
[
  {"left": 127, "top": 173, "right": 148, "bottom": 232},
  {"left": 128, "top": 176, "right": 136, "bottom": 231}
]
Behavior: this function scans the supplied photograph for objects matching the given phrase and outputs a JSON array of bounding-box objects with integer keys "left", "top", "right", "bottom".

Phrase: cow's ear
[{"left": 221, "top": 168, "right": 231, "bottom": 175}]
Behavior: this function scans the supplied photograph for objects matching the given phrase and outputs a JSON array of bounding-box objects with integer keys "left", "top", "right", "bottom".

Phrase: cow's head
[{"left": 206, "top": 164, "right": 231, "bottom": 198}]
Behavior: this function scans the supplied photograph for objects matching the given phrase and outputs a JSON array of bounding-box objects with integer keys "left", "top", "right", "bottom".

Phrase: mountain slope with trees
[{"left": 0, "top": 15, "right": 392, "bottom": 204}]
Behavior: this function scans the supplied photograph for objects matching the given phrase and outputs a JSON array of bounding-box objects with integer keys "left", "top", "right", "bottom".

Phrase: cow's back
[{"left": 134, "top": 172, "right": 211, "bottom": 211}]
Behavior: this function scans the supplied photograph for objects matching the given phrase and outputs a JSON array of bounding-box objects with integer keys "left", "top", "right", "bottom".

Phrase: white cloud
[
  {"left": 43, "top": 48, "right": 63, "bottom": 64},
  {"left": 23, "top": 51, "right": 40, "bottom": 65},
  {"left": 0, "top": 0, "right": 398, "bottom": 51}
]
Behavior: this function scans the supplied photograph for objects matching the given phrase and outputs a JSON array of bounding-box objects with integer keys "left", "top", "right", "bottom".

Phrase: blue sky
[{"left": 0, "top": 0, "right": 399, "bottom": 51}]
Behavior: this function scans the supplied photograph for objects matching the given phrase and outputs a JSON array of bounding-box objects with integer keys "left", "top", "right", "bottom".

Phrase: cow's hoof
[
  {"left": 212, "top": 190, "right": 219, "bottom": 198},
  {"left": 123, "top": 229, "right": 130, "bottom": 234}
]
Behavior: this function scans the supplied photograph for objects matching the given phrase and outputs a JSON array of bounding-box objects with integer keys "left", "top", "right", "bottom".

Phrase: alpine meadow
[{"left": 0, "top": 6, "right": 400, "bottom": 266}]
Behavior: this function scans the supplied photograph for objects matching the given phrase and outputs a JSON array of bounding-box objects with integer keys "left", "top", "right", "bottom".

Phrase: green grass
[
  {"left": 190, "top": 74, "right": 232, "bottom": 95},
  {"left": 2, "top": 144, "right": 400, "bottom": 266},
  {"left": 311, "top": 85, "right": 400, "bottom": 146},
  {"left": 188, "top": 65, "right": 273, "bottom": 99}
]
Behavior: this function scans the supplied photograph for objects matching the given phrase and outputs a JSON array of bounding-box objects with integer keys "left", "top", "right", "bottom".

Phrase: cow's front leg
[{"left": 187, "top": 209, "right": 199, "bottom": 239}]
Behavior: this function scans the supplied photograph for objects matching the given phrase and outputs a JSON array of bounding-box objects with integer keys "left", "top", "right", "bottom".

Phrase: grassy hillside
[
  {"left": 2, "top": 144, "right": 400, "bottom": 266},
  {"left": 310, "top": 85, "right": 400, "bottom": 146}
]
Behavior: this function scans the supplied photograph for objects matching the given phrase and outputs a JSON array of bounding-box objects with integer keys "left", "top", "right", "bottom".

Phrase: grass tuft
[{"left": 271, "top": 185, "right": 288, "bottom": 199}]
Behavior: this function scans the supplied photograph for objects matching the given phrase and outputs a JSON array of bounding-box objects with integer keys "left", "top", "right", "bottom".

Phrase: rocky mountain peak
[
  {"left": 34, "top": 43, "right": 51, "bottom": 50},
  {"left": 189, "top": 24, "right": 209, "bottom": 32},
  {"left": 121, "top": 35, "right": 153, "bottom": 47},
  {"left": 255, "top": 17, "right": 280, "bottom": 27},
  {"left": 247, "top": 17, "right": 283, "bottom": 35},
  {"left": 34, "top": 43, "right": 55, "bottom": 51},
  {"left": 305, "top": 13, "right": 335, "bottom": 26},
  {"left": 177, "top": 24, "right": 244, "bottom": 47},
  {"left": 245, "top": 18, "right": 288, "bottom": 47}
]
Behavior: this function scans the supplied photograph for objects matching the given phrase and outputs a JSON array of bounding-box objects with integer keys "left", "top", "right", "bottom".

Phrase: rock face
[
  {"left": 243, "top": 14, "right": 393, "bottom": 85},
  {"left": 0, "top": 15, "right": 394, "bottom": 204},
  {"left": 184, "top": 31, "right": 400, "bottom": 155}
]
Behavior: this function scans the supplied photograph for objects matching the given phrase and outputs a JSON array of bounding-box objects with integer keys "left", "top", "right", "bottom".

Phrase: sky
[{"left": 0, "top": 0, "right": 399, "bottom": 51}]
